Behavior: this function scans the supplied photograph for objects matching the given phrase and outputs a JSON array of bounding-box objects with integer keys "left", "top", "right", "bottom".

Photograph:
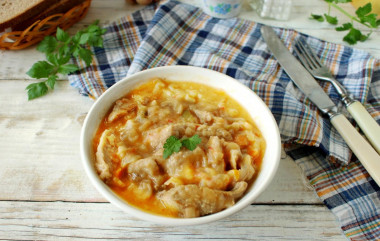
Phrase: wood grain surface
[{"left": 0, "top": 202, "right": 343, "bottom": 240}]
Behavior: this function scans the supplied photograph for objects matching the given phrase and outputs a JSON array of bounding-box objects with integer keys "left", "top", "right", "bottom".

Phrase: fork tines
[{"left": 293, "top": 40, "right": 323, "bottom": 70}]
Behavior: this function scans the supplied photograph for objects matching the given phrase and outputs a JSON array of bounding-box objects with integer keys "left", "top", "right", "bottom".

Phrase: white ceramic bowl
[{"left": 81, "top": 66, "right": 281, "bottom": 226}]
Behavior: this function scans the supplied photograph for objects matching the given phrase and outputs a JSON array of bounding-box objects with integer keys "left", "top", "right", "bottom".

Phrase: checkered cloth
[{"left": 69, "top": 1, "right": 380, "bottom": 240}]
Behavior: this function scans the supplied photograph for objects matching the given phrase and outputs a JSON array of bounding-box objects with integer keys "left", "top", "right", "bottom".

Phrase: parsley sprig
[
  {"left": 26, "top": 20, "right": 107, "bottom": 100},
  {"left": 163, "top": 135, "right": 202, "bottom": 159},
  {"left": 310, "top": 0, "right": 380, "bottom": 45}
]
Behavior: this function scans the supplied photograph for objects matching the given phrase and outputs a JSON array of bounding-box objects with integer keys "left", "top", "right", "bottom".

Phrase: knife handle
[
  {"left": 347, "top": 101, "right": 380, "bottom": 154},
  {"left": 331, "top": 113, "right": 380, "bottom": 187}
]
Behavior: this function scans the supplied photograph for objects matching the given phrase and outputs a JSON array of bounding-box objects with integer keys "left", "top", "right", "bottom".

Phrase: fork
[{"left": 294, "top": 39, "right": 380, "bottom": 154}]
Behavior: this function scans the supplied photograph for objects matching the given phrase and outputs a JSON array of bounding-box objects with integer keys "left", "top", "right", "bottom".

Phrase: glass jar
[{"left": 250, "top": 0, "right": 292, "bottom": 20}]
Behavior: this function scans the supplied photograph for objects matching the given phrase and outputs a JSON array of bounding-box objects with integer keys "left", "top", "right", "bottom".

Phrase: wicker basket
[{"left": 0, "top": 0, "right": 92, "bottom": 50}]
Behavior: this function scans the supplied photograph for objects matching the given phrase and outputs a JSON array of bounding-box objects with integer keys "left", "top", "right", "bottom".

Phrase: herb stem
[
  {"left": 328, "top": 4, "right": 331, "bottom": 15},
  {"left": 327, "top": 2, "right": 373, "bottom": 29}
]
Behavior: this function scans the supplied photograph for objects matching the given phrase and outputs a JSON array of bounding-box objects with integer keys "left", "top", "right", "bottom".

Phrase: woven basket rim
[{"left": 0, "top": 0, "right": 92, "bottom": 50}]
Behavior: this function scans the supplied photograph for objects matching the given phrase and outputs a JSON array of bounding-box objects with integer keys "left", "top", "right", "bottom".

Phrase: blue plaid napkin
[{"left": 69, "top": 1, "right": 380, "bottom": 239}]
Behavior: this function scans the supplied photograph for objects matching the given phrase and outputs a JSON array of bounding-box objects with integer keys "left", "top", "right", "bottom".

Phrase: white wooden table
[{"left": 1, "top": 0, "right": 378, "bottom": 239}]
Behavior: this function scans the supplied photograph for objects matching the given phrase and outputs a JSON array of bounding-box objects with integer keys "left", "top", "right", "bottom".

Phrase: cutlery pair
[
  {"left": 261, "top": 26, "right": 380, "bottom": 187},
  {"left": 293, "top": 39, "right": 380, "bottom": 155}
]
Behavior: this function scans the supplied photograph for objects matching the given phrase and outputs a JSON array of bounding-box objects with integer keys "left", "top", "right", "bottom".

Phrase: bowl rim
[{"left": 80, "top": 65, "right": 281, "bottom": 226}]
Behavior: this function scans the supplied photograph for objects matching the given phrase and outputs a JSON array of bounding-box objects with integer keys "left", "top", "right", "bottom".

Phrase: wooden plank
[
  {"left": 0, "top": 80, "right": 320, "bottom": 204},
  {"left": 0, "top": 201, "right": 345, "bottom": 240}
]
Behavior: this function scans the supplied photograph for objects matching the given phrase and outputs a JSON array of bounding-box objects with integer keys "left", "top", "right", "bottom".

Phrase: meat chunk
[
  {"left": 120, "top": 120, "right": 140, "bottom": 143},
  {"left": 127, "top": 180, "right": 153, "bottom": 200},
  {"left": 95, "top": 130, "right": 116, "bottom": 181},
  {"left": 161, "top": 99, "right": 184, "bottom": 115},
  {"left": 238, "top": 154, "right": 255, "bottom": 181},
  {"left": 108, "top": 98, "right": 137, "bottom": 122},
  {"left": 158, "top": 182, "right": 248, "bottom": 218},
  {"left": 164, "top": 147, "right": 206, "bottom": 178},
  {"left": 206, "top": 136, "right": 225, "bottom": 173},
  {"left": 223, "top": 141, "right": 242, "bottom": 170},
  {"left": 127, "top": 157, "right": 165, "bottom": 190},
  {"left": 199, "top": 173, "right": 232, "bottom": 190},
  {"left": 197, "top": 123, "right": 232, "bottom": 141},
  {"left": 144, "top": 123, "right": 197, "bottom": 150},
  {"left": 144, "top": 125, "right": 173, "bottom": 150},
  {"left": 229, "top": 181, "right": 248, "bottom": 199},
  {"left": 191, "top": 108, "right": 213, "bottom": 123},
  {"left": 120, "top": 152, "right": 141, "bottom": 168}
]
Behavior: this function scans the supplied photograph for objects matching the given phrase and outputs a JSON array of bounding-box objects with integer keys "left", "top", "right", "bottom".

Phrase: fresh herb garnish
[
  {"left": 163, "top": 136, "right": 183, "bottom": 159},
  {"left": 163, "top": 134, "right": 202, "bottom": 159},
  {"left": 310, "top": 0, "right": 380, "bottom": 45},
  {"left": 181, "top": 135, "right": 202, "bottom": 151},
  {"left": 26, "top": 20, "right": 107, "bottom": 100}
]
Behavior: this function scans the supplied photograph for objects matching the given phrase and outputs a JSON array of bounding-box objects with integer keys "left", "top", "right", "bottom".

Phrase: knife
[{"left": 261, "top": 25, "right": 380, "bottom": 187}]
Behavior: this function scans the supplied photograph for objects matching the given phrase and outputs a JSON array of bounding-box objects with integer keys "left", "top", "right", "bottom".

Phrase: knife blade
[
  {"left": 261, "top": 25, "right": 380, "bottom": 187},
  {"left": 261, "top": 26, "right": 337, "bottom": 116}
]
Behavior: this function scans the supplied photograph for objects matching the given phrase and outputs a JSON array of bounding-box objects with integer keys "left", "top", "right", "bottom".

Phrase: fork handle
[
  {"left": 331, "top": 113, "right": 380, "bottom": 187},
  {"left": 346, "top": 101, "right": 380, "bottom": 154}
]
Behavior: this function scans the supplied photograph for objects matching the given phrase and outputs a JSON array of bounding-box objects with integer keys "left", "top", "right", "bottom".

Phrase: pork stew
[{"left": 93, "top": 78, "right": 266, "bottom": 218}]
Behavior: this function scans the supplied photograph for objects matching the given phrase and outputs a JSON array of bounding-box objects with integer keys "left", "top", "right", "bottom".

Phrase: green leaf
[
  {"left": 79, "top": 33, "right": 90, "bottom": 45},
  {"left": 78, "top": 48, "right": 93, "bottom": 66},
  {"left": 46, "top": 75, "right": 58, "bottom": 90},
  {"left": 63, "top": 44, "right": 71, "bottom": 55},
  {"left": 56, "top": 52, "right": 71, "bottom": 66},
  {"left": 163, "top": 136, "right": 182, "bottom": 159},
  {"left": 181, "top": 135, "right": 202, "bottom": 151},
  {"left": 360, "top": 32, "right": 371, "bottom": 42},
  {"left": 86, "top": 20, "right": 100, "bottom": 32},
  {"left": 47, "top": 53, "right": 59, "bottom": 66},
  {"left": 87, "top": 34, "right": 101, "bottom": 47},
  {"left": 26, "top": 61, "right": 55, "bottom": 79},
  {"left": 58, "top": 44, "right": 71, "bottom": 58},
  {"left": 87, "top": 24, "right": 100, "bottom": 33},
  {"left": 355, "top": 2, "right": 372, "bottom": 17},
  {"left": 56, "top": 27, "right": 70, "bottom": 42},
  {"left": 37, "top": 36, "right": 57, "bottom": 53},
  {"left": 343, "top": 27, "right": 364, "bottom": 45},
  {"left": 71, "top": 46, "right": 80, "bottom": 57},
  {"left": 58, "top": 64, "right": 79, "bottom": 75},
  {"left": 95, "top": 37, "right": 104, "bottom": 48},
  {"left": 310, "top": 14, "right": 324, "bottom": 22},
  {"left": 376, "top": 19, "right": 380, "bottom": 27},
  {"left": 26, "top": 82, "right": 48, "bottom": 100},
  {"left": 72, "top": 31, "right": 82, "bottom": 44},
  {"left": 336, "top": 22, "right": 352, "bottom": 31},
  {"left": 324, "top": 14, "right": 338, "bottom": 25},
  {"left": 359, "top": 13, "right": 378, "bottom": 28}
]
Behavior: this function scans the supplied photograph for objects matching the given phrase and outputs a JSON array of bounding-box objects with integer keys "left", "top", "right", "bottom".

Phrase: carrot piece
[
  {"left": 235, "top": 134, "right": 249, "bottom": 146},
  {"left": 115, "top": 168, "right": 123, "bottom": 178}
]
